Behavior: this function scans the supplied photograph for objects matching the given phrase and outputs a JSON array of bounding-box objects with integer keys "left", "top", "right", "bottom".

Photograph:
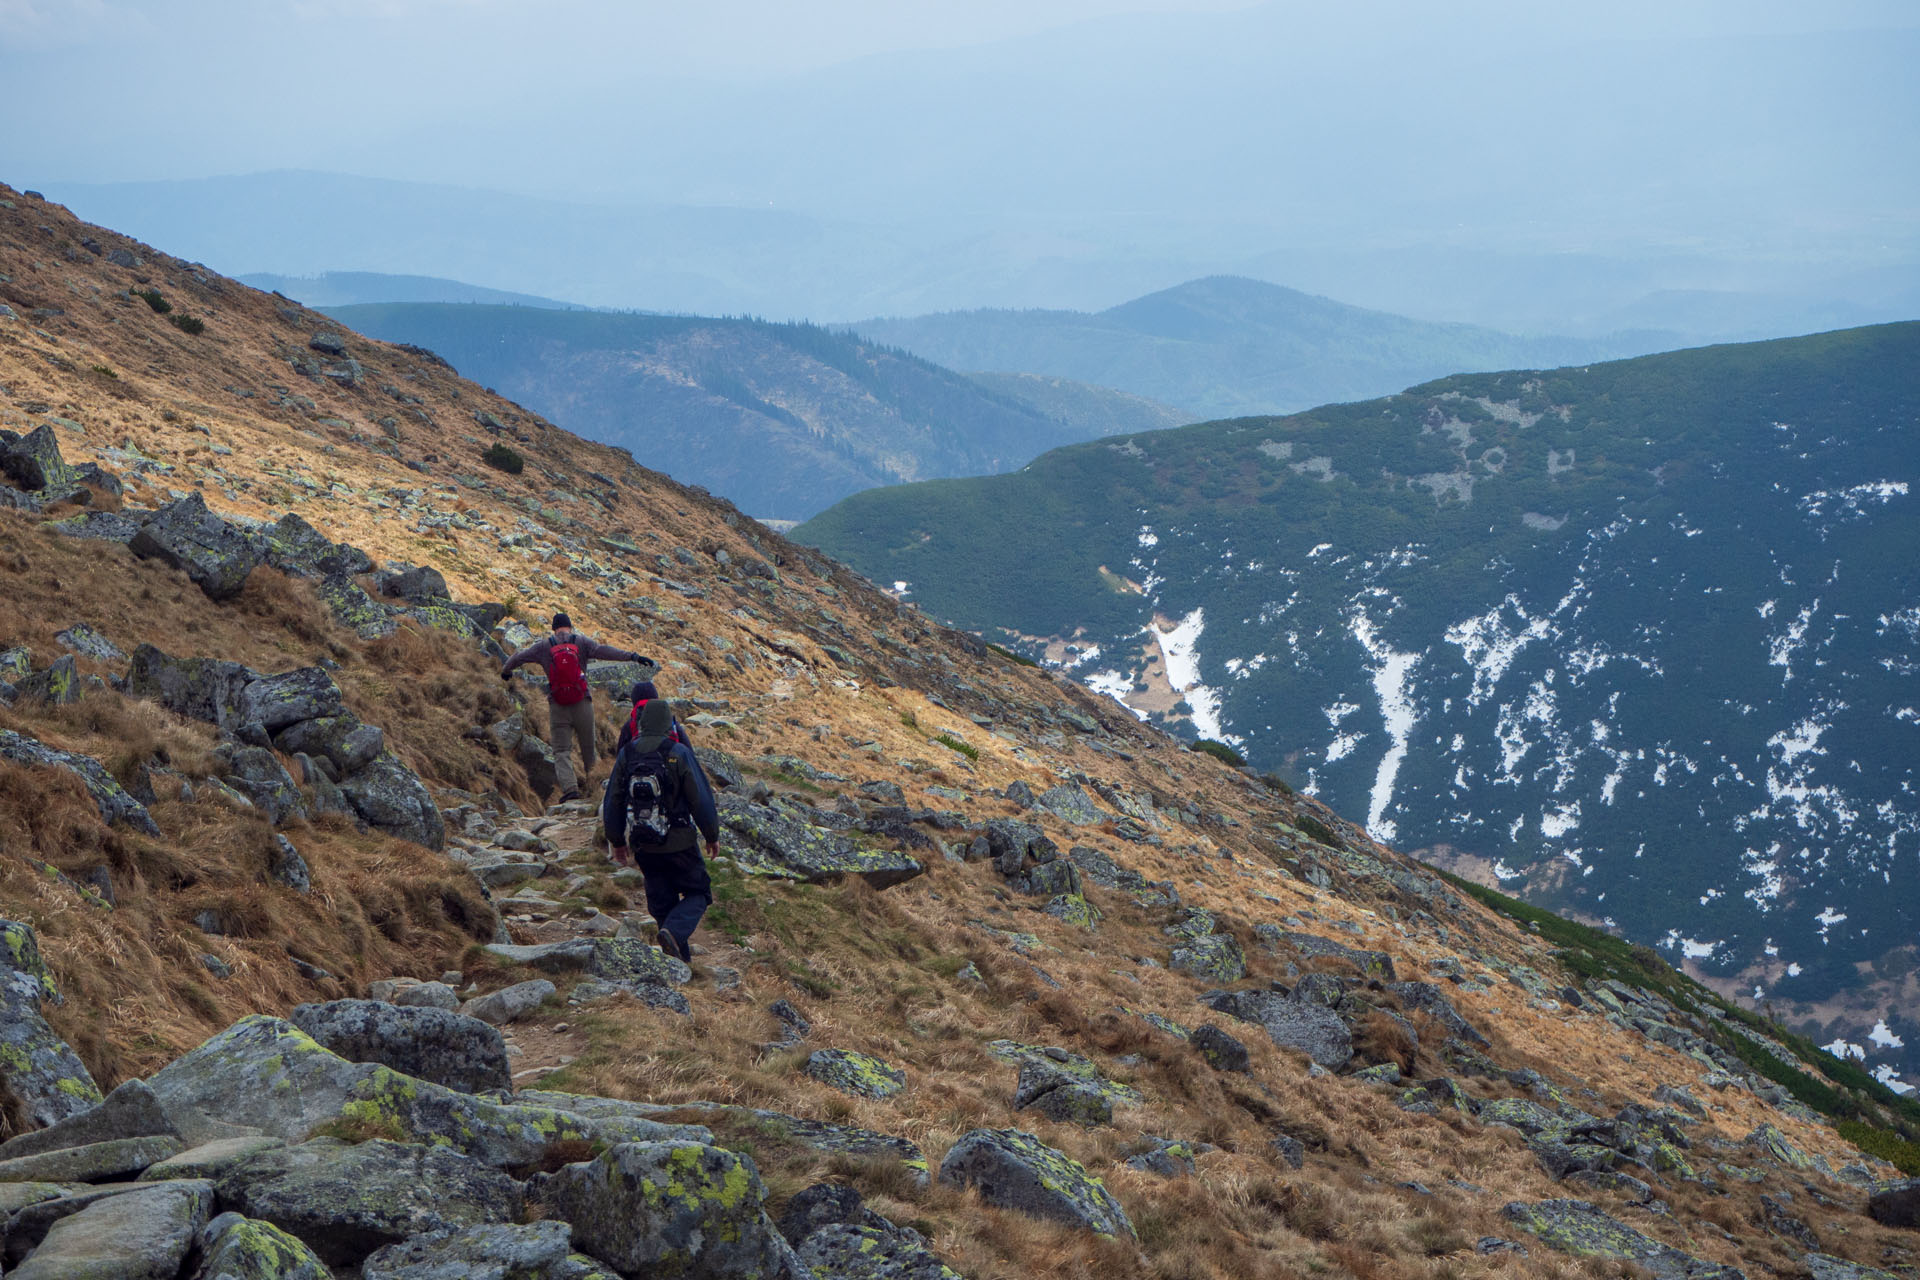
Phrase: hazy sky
[{"left": 5, "top": 0, "right": 1917, "bottom": 330}]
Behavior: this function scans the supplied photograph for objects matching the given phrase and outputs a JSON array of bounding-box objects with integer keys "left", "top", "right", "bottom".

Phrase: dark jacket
[
  {"left": 603, "top": 737, "right": 720, "bottom": 853},
  {"left": 613, "top": 699, "right": 691, "bottom": 757},
  {"left": 501, "top": 632, "right": 644, "bottom": 700}
]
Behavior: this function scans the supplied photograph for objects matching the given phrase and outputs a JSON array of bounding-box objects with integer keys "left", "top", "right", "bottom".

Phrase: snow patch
[
  {"left": 1350, "top": 608, "right": 1420, "bottom": 844},
  {"left": 1869, "top": 1020, "right": 1906, "bottom": 1049}
]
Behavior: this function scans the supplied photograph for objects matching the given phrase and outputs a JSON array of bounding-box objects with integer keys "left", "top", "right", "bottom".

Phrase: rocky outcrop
[
  {"left": 0, "top": 728, "right": 160, "bottom": 834},
  {"left": 1201, "top": 987, "right": 1354, "bottom": 1069},
  {"left": 261, "top": 512, "right": 374, "bottom": 580},
  {"left": 363, "top": 1221, "right": 615, "bottom": 1279},
  {"left": 1503, "top": 1200, "right": 1745, "bottom": 1280},
  {"left": 938, "top": 1127, "right": 1134, "bottom": 1238},
  {"left": 9, "top": 1179, "right": 212, "bottom": 1280},
  {"left": 0, "top": 920, "right": 105, "bottom": 1127},
  {"left": 720, "top": 795, "right": 925, "bottom": 889},
  {"left": 337, "top": 754, "right": 445, "bottom": 849},
  {"left": 196, "top": 1210, "right": 336, "bottom": 1280},
  {"left": 289, "top": 999, "right": 511, "bottom": 1095},
  {"left": 1868, "top": 1178, "right": 1920, "bottom": 1229},
  {"left": 537, "top": 1141, "right": 806, "bottom": 1279},
  {"left": 807, "top": 1049, "right": 907, "bottom": 1100},
  {"left": 130, "top": 492, "right": 262, "bottom": 599}
]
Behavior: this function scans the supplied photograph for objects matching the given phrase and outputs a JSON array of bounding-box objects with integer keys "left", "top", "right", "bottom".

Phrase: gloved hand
[
  {"left": 609, "top": 844, "right": 632, "bottom": 867},
  {"left": 500, "top": 669, "right": 512, "bottom": 681}
]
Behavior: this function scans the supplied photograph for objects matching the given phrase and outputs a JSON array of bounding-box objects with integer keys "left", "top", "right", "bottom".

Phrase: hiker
[
  {"left": 604, "top": 698, "right": 719, "bottom": 964},
  {"left": 613, "top": 680, "right": 690, "bottom": 757},
  {"left": 500, "top": 612, "right": 651, "bottom": 803}
]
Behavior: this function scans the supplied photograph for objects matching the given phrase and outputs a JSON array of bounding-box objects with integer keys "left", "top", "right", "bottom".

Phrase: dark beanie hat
[
  {"left": 628, "top": 680, "right": 659, "bottom": 703},
  {"left": 636, "top": 698, "right": 673, "bottom": 742},
  {"left": 552, "top": 612, "right": 572, "bottom": 630}
]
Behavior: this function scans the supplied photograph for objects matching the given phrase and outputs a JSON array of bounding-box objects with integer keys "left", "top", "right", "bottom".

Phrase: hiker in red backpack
[{"left": 500, "top": 612, "right": 651, "bottom": 803}]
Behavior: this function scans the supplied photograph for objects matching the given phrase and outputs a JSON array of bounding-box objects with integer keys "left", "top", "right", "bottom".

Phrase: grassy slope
[{"left": 4, "top": 185, "right": 1918, "bottom": 1280}]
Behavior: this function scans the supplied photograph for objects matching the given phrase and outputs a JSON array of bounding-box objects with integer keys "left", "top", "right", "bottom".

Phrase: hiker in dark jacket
[
  {"left": 604, "top": 699, "right": 720, "bottom": 964},
  {"left": 613, "top": 680, "right": 691, "bottom": 757},
  {"left": 501, "top": 611, "right": 651, "bottom": 802}
]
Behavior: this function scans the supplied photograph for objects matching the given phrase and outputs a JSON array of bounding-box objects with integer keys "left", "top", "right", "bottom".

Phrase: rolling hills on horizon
[
  {"left": 795, "top": 323, "right": 1920, "bottom": 1089},
  {"left": 847, "top": 276, "right": 1667, "bottom": 419},
  {"left": 325, "top": 301, "right": 1186, "bottom": 521}
]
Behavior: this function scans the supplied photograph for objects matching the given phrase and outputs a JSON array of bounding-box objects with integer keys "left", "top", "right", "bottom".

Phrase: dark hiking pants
[{"left": 637, "top": 845, "right": 711, "bottom": 959}]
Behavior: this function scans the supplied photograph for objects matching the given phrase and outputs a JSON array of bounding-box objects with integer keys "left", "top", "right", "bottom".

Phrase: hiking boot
[
  {"left": 557, "top": 789, "right": 582, "bottom": 804},
  {"left": 658, "top": 932, "right": 691, "bottom": 964}
]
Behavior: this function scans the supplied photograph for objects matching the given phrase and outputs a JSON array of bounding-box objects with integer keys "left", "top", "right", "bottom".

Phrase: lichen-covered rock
[
  {"left": 47, "top": 509, "right": 144, "bottom": 542},
  {"left": 938, "top": 1128, "right": 1133, "bottom": 1239},
  {"left": 982, "top": 819, "right": 1053, "bottom": 876},
  {"left": 339, "top": 753, "right": 446, "bottom": 849},
  {"left": 10, "top": 1178, "right": 212, "bottom": 1280},
  {"left": 1043, "top": 893, "right": 1100, "bottom": 928},
  {"left": 1398, "top": 1077, "right": 1473, "bottom": 1118},
  {"left": 238, "top": 666, "right": 346, "bottom": 732},
  {"left": 720, "top": 796, "right": 925, "bottom": 889},
  {"left": 140, "top": 1136, "right": 285, "bottom": 1183},
  {"left": 0, "top": 729, "right": 160, "bottom": 834},
  {"left": 1749, "top": 1123, "right": 1814, "bottom": 1170},
  {"left": 127, "top": 643, "right": 257, "bottom": 729},
  {"left": 14, "top": 654, "right": 81, "bottom": 705},
  {"left": 275, "top": 713, "right": 385, "bottom": 776},
  {"left": 1475, "top": 1097, "right": 1569, "bottom": 1137},
  {"left": 808, "top": 1049, "right": 906, "bottom": 1099},
  {"left": 484, "top": 938, "right": 689, "bottom": 986},
  {"left": 1201, "top": 988, "right": 1353, "bottom": 1069},
  {"left": 1192, "top": 1024, "right": 1250, "bottom": 1073},
  {"left": 776, "top": 1181, "right": 894, "bottom": 1246},
  {"left": 268, "top": 834, "right": 312, "bottom": 893},
  {"left": 1503, "top": 1199, "right": 1746, "bottom": 1280},
  {"left": 1124, "top": 1136, "right": 1199, "bottom": 1178},
  {"left": 1020, "top": 858, "right": 1082, "bottom": 898},
  {"left": 1386, "top": 980, "right": 1488, "bottom": 1046},
  {"left": 1282, "top": 931, "right": 1397, "bottom": 978},
  {"left": 555, "top": 1099, "right": 924, "bottom": 1183},
  {"left": 54, "top": 623, "right": 123, "bottom": 662},
  {"left": 289, "top": 999, "right": 511, "bottom": 1095},
  {"left": 194, "top": 1210, "right": 334, "bottom": 1280},
  {"left": 378, "top": 563, "right": 451, "bottom": 603},
  {"left": 261, "top": 512, "right": 374, "bottom": 580},
  {"left": 222, "top": 745, "right": 309, "bottom": 826},
  {"left": 1807, "top": 1252, "right": 1903, "bottom": 1280},
  {"left": 0, "top": 425, "right": 78, "bottom": 494},
  {"left": 129, "top": 491, "right": 262, "bottom": 599},
  {"left": 797, "top": 1224, "right": 964, "bottom": 1280},
  {"left": 0, "top": 1078, "right": 176, "bottom": 1160},
  {"left": 317, "top": 572, "right": 399, "bottom": 639},
  {"left": 0, "top": 919, "right": 104, "bottom": 1129},
  {"left": 539, "top": 1140, "right": 805, "bottom": 1279},
  {"left": 217, "top": 1138, "right": 522, "bottom": 1267},
  {"left": 487, "top": 711, "right": 558, "bottom": 799},
  {"left": 1171, "top": 932, "right": 1247, "bottom": 983},
  {"left": 1868, "top": 1177, "right": 1920, "bottom": 1229},
  {"left": 363, "top": 1220, "right": 616, "bottom": 1280},
  {"left": 993, "top": 1041, "right": 1139, "bottom": 1126},
  {"left": 1036, "top": 784, "right": 1106, "bottom": 826},
  {"left": 461, "top": 978, "right": 558, "bottom": 1025},
  {"left": 0, "top": 1132, "right": 182, "bottom": 1183}
]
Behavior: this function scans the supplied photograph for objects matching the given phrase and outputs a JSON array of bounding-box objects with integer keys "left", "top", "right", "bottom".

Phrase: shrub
[
  {"left": 133, "top": 288, "right": 171, "bottom": 313},
  {"left": 986, "top": 641, "right": 1038, "bottom": 668},
  {"left": 167, "top": 314, "right": 205, "bottom": 335},
  {"left": 481, "top": 443, "right": 524, "bottom": 474},
  {"left": 1295, "top": 812, "right": 1341, "bottom": 848},
  {"left": 933, "top": 733, "right": 979, "bottom": 761},
  {"left": 1188, "top": 738, "right": 1246, "bottom": 768},
  {"left": 1262, "top": 772, "right": 1295, "bottom": 796}
]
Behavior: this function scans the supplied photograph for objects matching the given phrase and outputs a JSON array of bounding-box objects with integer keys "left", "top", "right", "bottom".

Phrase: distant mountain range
[
  {"left": 848, "top": 277, "right": 1659, "bottom": 420},
  {"left": 325, "top": 302, "right": 1184, "bottom": 520},
  {"left": 796, "top": 323, "right": 1920, "bottom": 1091},
  {"left": 241, "top": 271, "right": 578, "bottom": 311}
]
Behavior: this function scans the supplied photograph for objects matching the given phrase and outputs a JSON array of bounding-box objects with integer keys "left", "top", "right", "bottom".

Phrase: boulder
[
  {"left": 289, "top": 999, "right": 511, "bottom": 1095},
  {"left": 260, "top": 513, "right": 374, "bottom": 580},
  {"left": 1192, "top": 1024, "right": 1250, "bottom": 1073},
  {"left": 1201, "top": 989, "right": 1354, "bottom": 1069},
  {"left": 487, "top": 713, "right": 558, "bottom": 799},
  {"left": 1807, "top": 1254, "right": 1903, "bottom": 1280},
  {"left": 1125, "top": 1137, "right": 1200, "bottom": 1178},
  {"left": 1283, "top": 932, "right": 1397, "bottom": 979},
  {"left": 0, "top": 1132, "right": 183, "bottom": 1182},
  {"left": 127, "top": 644, "right": 257, "bottom": 730},
  {"left": 1386, "top": 981, "right": 1489, "bottom": 1047},
  {"left": 317, "top": 572, "right": 399, "bottom": 639},
  {"left": 719, "top": 796, "right": 925, "bottom": 889},
  {"left": 194, "top": 1210, "right": 334, "bottom": 1280},
  {"left": 807, "top": 1049, "right": 906, "bottom": 1100},
  {"left": 938, "top": 1128, "right": 1133, "bottom": 1239},
  {"left": 221, "top": 745, "right": 309, "bottom": 826},
  {"left": 0, "top": 919, "right": 104, "bottom": 1128},
  {"left": 797, "top": 1224, "right": 964, "bottom": 1280},
  {"left": 216, "top": 1138, "right": 522, "bottom": 1267},
  {"left": 1035, "top": 784, "right": 1105, "bottom": 826},
  {"left": 394, "top": 981, "right": 461, "bottom": 1011},
  {"left": 129, "top": 492, "right": 261, "bottom": 599},
  {"left": 1503, "top": 1199, "right": 1745, "bottom": 1280},
  {"left": 460, "top": 979, "right": 557, "bottom": 1025},
  {"left": 363, "top": 1220, "right": 615, "bottom": 1279},
  {"left": 483, "top": 938, "right": 688, "bottom": 987},
  {"left": 776, "top": 1181, "right": 894, "bottom": 1246},
  {"left": 11, "top": 656, "right": 79, "bottom": 705},
  {"left": 140, "top": 1135, "right": 285, "bottom": 1182},
  {"left": 1868, "top": 1177, "right": 1920, "bottom": 1229},
  {"left": 0, "top": 425, "right": 78, "bottom": 495},
  {"left": 339, "top": 754, "right": 446, "bottom": 850},
  {"left": 268, "top": 835, "right": 311, "bottom": 893},
  {"left": 0, "top": 729, "right": 159, "bottom": 835},
  {"left": 9, "top": 1179, "right": 212, "bottom": 1280},
  {"left": 0, "top": 1078, "right": 176, "bottom": 1160},
  {"left": 378, "top": 563, "right": 451, "bottom": 603},
  {"left": 539, "top": 1140, "right": 805, "bottom": 1279},
  {"left": 1172, "top": 932, "right": 1247, "bottom": 983},
  {"left": 275, "top": 714, "right": 385, "bottom": 776},
  {"left": 238, "top": 667, "right": 346, "bottom": 732},
  {"left": 48, "top": 510, "right": 144, "bottom": 542},
  {"left": 54, "top": 623, "right": 123, "bottom": 662},
  {"left": 982, "top": 819, "right": 1051, "bottom": 875}
]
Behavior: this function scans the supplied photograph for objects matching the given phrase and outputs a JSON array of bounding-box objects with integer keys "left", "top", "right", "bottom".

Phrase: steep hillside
[
  {"left": 795, "top": 328, "right": 1920, "bottom": 1093},
  {"left": 847, "top": 277, "right": 1649, "bottom": 420},
  {"left": 324, "top": 303, "right": 1176, "bottom": 521},
  {"left": 3, "top": 184, "right": 1919, "bottom": 1280}
]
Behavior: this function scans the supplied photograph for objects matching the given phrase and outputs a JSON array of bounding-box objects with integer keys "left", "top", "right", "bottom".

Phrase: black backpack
[{"left": 626, "top": 745, "right": 692, "bottom": 848}]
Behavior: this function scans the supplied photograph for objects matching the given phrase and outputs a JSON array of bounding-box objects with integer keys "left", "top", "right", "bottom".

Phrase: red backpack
[
  {"left": 547, "top": 640, "right": 590, "bottom": 706},
  {"left": 624, "top": 698, "right": 685, "bottom": 747}
]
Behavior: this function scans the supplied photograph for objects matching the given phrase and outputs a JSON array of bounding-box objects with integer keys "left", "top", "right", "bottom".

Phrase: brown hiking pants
[{"left": 548, "top": 697, "right": 597, "bottom": 795}]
